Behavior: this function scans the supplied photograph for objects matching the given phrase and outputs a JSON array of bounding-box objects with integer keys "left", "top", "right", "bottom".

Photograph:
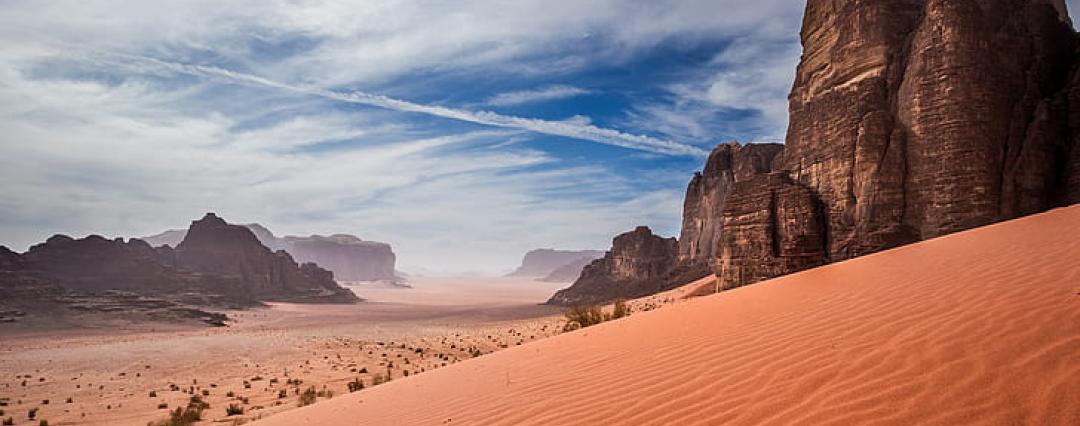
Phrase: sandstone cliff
[
  {"left": 508, "top": 249, "right": 605, "bottom": 278},
  {"left": 547, "top": 227, "right": 678, "bottom": 305},
  {"left": 677, "top": 142, "right": 784, "bottom": 276},
  {"left": 786, "top": 0, "right": 1078, "bottom": 259},
  {"left": 705, "top": 0, "right": 1080, "bottom": 291}
]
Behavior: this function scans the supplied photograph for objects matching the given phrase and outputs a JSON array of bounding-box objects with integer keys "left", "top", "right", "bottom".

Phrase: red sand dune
[{"left": 255, "top": 206, "right": 1080, "bottom": 425}]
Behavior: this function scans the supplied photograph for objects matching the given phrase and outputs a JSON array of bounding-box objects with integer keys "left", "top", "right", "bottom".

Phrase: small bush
[
  {"left": 28, "top": 408, "right": 38, "bottom": 419},
  {"left": 158, "top": 403, "right": 168, "bottom": 409},
  {"left": 149, "top": 391, "right": 157, "bottom": 398},
  {"left": 347, "top": 378, "right": 364, "bottom": 393},
  {"left": 563, "top": 305, "right": 604, "bottom": 331},
  {"left": 225, "top": 403, "right": 244, "bottom": 416},
  {"left": 372, "top": 374, "right": 385, "bottom": 386},
  {"left": 39, "top": 421, "right": 48, "bottom": 426},
  {"left": 297, "top": 387, "right": 317, "bottom": 407},
  {"left": 2, "top": 418, "right": 11, "bottom": 426},
  {"left": 611, "top": 299, "right": 630, "bottom": 319}
]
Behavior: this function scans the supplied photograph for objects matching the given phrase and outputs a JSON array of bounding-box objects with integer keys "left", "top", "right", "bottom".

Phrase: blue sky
[{"left": 0, "top": 1, "right": 1075, "bottom": 275}]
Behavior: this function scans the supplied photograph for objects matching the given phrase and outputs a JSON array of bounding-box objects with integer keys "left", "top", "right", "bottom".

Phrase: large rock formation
[
  {"left": 507, "top": 249, "right": 605, "bottom": 278},
  {"left": 706, "top": 0, "right": 1080, "bottom": 290},
  {"left": 547, "top": 227, "right": 678, "bottom": 305},
  {"left": 143, "top": 224, "right": 397, "bottom": 282},
  {"left": 677, "top": 142, "right": 784, "bottom": 272},
  {"left": 786, "top": 0, "right": 1078, "bottom": 259},
  {"left": 716, "top": 173, "right": 827, "bottom": 290},
  {"left": 172, "top": 213, "right": 360, "bottom": 303}
]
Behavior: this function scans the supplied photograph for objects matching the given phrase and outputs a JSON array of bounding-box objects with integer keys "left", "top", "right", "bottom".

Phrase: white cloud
[
  {"left": 0, "top": 0, "right": 807, "bottom": 274},
  {"left": 485, "top": 85, "right": 592, "bottom": 106}
]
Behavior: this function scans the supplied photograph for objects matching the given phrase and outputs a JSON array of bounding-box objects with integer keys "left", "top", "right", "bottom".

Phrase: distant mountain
[
  {"left": 143, "top": 223, "right": 396, "bottom": 282},
  {"left": 0, "top": 213, "right": 360, "bottom": 327},
  {"left": 538, "top": 256, "right": 596, "bottom": 283},
  {"left": 506, "top": 249, "right": 604, "bottom": 278}
]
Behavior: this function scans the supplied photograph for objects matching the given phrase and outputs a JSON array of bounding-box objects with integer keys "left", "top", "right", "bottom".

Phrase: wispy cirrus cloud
[
  {"left": 97, "top": 53, "right": 706, "bottom": 157},
  {"left": 485, "top": 85, "right": 591, "bottom": 107}
]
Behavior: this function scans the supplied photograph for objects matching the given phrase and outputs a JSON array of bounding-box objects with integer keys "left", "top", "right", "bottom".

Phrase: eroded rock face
[
  {"left": 786, "top": 0, "right": 1078, "bottom": 260},
  {"left": 547, "top": 227, "right": 678, "bottom": 305},
  {"left": 678, "top": 142, "right": 784, "bottom": 269},
  {"left": 175, "top": 213, "right": 359, "bottom": 303},
  {"left": 716, "top": 173, "right": 827, "bottom": 291},
  {"left": 21, "top": 234, "right": 196, "bottom": 295}
]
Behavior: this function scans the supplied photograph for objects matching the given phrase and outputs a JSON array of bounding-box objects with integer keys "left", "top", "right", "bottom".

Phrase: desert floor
[
  {"left": 255, "top": 206, "right": 1080, "bottom": 426},
  {"left": 0, "top": 277, "right": 572, "bottom": 425}
]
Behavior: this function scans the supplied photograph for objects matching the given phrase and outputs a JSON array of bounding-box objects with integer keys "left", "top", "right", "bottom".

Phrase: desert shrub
[
  {"left": 187, "top": 395, "right": 209, "bottom": 411},
  {"left": 148, "top": 405, "right": 202, "bottom": 426},
  {"left": 611, "top": 299, "right": 630, "bottom": 319},
  {"left": 372, "top": 374, "right": 385, "bottom": 386},
  {"left": 149, "top": 391, "right": 157, "bottom": 398},
  {"left": 347, "top": 378, "right": 364, "bottom": 393},
  {"left": 2, "top": 418, "right": 11, "bottom": 426},
  {"left": 158, "top": 403, "right": 168, "bottom": 409},
  {"left": 277, "top": 389, "right": 287, "bottom": 399},
  {"left": 297, "top": 387, "right": 317, "bottom": 407},
  {"left": 28, "top": 407, "right": 37, "bottom": 419},
  {"left": 563, "top": 305, "right": 604, "bottom": 331},
  {"left": 225, "top": 403, "right": 244, "bottom": 416},
  {"left": 316, "top": 388, "right": 333, "bottom": 399},
  {"left": 39, "top": 421, "right": 48, "bottom": 426}
]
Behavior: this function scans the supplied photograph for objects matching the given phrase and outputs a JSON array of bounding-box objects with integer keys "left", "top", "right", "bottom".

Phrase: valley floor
[{"left": 0, "top": 278, "right": 569, "bottom": 425}]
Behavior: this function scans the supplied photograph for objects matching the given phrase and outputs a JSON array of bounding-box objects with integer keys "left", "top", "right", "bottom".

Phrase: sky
[{"left": 1, "top": 1, "right": 1076, "bottom": 275}]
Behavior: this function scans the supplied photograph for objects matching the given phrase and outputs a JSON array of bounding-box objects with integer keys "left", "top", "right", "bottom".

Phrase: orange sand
[{"left": 256, "top": 206, "right": 1080, "bottom": 425}]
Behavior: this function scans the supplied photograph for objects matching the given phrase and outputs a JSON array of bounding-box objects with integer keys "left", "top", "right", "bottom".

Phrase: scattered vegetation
[
  {"left": 563, "top": 299, "right": 631, "bottom": 331},
  {"left": 147, "top": 396, "right": 207, "bottom": 426},
  {"left": 611, "top": 299, "right": 630, "bottom": 320},
  {"left": 225, "top": 403, "right": 244, "bottom": 416},
  {"left": 2, "top": 418, "right": 12, "bottom": 426},
  {"left": 347, "top": 378, "right": 364, "bottom": 393},
  {"left": 297, "top": 387, "right": 317, "bottom": 407},
  {"left": 563, "top": 305, "right": 604, "bottom": 331}
]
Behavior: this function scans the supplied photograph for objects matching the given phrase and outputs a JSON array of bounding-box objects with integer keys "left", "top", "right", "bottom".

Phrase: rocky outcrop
[
  {"left": 21, "top": 235, "right": 206, "bottom": 296},
  {"left": 143, "top": 224, "right": 397, "bottom": 282},
  {"left": 508, "top": 249, "right": 605, "bottom": 278},
  {"left": 786, "top": 0, "right": 1078, "bottom": 260},
  {"left": 677, "top": 142, "right": 784, "bottom": 271},
  {"left": 174, "top": 213, "right": 360, "bottom": 303},
  {"left": 547, "top": 227, "right": 678, "bottom": 305},
  {"left": 715, "top": 173, "right": 827, "bottom": 290}
]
